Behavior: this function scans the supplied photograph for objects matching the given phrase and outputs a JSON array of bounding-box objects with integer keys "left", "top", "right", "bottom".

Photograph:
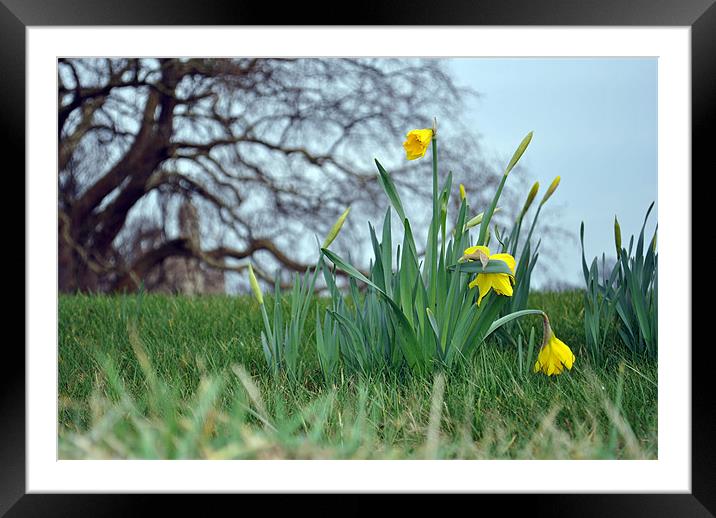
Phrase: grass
[{"left": 58, "top": 290, "right": 657, "bottom": 460}]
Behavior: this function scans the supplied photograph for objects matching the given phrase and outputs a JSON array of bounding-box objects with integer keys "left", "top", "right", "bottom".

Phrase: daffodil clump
[
  {"left": 581, "top": 203, "right": 657, "bottom": 361},
  {"left": 314, "top": 121, "right": 574, "bottom": 377},
  {"left": 247, "top": 122, "right": 574, "bottom": 379},
  {"left": 246, "top": 196, "right": 358, "bottom": 379}
]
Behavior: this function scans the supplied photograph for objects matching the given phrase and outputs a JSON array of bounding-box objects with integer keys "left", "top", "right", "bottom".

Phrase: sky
[{"left": 448, "top": 58, "right": 658, "bottom": 288}]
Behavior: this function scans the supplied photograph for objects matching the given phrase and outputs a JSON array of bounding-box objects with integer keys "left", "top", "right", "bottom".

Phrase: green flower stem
[
  {"left": 432, "top": 136, "right": 439, "bottom": 212},
  {"left": 259, "top": 303, "right": 272, "bottom": 342},
  {"left": 520, "top": 202, "right": 544, "bottom": 260},
  {"left": 479, "top": 131, "right": 533, "bottom": 248},
  {"left": 478, "top": 173, "right": 509, "bottom": 246},
  {"left": 429, "top": 136, "right": 439, "bottom": 306},
  {"left": 484, "top": 309, "right": 547, "bottom": 340},
  {"left": 507, "top": 211, "right": 525, "bottom": 256}
]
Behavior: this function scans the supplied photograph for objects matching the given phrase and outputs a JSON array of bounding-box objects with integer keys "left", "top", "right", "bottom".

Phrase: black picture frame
[{"left": 5, "top": 0, "right": 710, "bottom": 514}]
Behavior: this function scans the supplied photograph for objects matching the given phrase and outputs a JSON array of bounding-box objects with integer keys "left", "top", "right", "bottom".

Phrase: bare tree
[{"left": 58, "top": 58, "right": 529, "bottom": 293}]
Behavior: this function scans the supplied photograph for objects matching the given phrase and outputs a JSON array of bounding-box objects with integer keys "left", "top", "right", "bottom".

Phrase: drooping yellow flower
[
  {"left": 403, "top": 129, "right": 433, "bottom": 160},
  {"left": 533, "top": 320, "right": 575, "bottom": 376},
  {"left": 462, "top": 245, "right": 516, "bottom": 306}
]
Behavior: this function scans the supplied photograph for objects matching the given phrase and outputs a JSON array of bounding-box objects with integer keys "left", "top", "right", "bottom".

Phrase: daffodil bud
[
  {"left": 322, "top": 206, "right": 351, "bottom": 249},
  {"left": 540, "top": 176, "right": 560, "bottom": 205},
  {"left": 521, "top": 182, "right": 539, "bottom": 215},
  {"left": 459, "top": 183, "right": 467, "bottom": 201},
  {"left": 465, "top": 212, "right": 484, "bottom": 229},
  {"left": 247, "top": 263, "right": 263, "bottom": 305},
  {"left": 614, "top": 216, "right": 622, "bottom": 258},
  {"left": 650, "top": 230, "right": 657, "bottom": 253},
  {"left": 504, "top": 131, "right": 533, "bottom": 177},
  {"left": 465, "top": 207, "right": 500, "bottom": 229}
]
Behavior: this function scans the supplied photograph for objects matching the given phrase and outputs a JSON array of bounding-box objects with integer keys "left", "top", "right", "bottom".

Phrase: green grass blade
[
  {"left": 375, "top": 159, "right": 407, "bottom": 225},
  {"left": 484, "top": 309, "right": 545, "bottom": 339}
]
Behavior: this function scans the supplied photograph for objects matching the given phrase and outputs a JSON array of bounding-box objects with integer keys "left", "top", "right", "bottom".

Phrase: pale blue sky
[{"left": 449, "top": 58, "right": 658, "bottom": 287}]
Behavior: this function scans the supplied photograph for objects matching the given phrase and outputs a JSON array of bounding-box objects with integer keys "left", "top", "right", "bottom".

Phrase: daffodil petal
[
  {"left": 474, "top": 273, "right": 493, "bottom": 306},
  {"left": 489, "top": 253, "right": 516, "bottom": 274},
  {"left": 536, "top": 346, "right": 549, "bottom": 373},
  {"left": 463, "top": 245, "right": 490, "bottom": 257},
  {"left": 553, "top": 337, "right": 575, "bottom": 369},
  {"left": 490, "top": 273, "right": 514, "bottom": 297}
]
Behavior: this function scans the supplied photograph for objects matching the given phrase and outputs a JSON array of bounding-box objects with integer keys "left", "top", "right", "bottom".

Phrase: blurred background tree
[{"left": 58, "top": 58, "right": 533, "bottom": 293}]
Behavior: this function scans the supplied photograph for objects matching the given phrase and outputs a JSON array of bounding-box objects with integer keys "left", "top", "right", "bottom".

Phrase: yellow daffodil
[
  {"left": 403, "top": 129, "right": 433, "bottom": 160},
  {"left": 462, "top": 245, "right": 516, "bottom": 306},
  {"left": 533, "top": 317, "right": 575, "bottom": 376}
]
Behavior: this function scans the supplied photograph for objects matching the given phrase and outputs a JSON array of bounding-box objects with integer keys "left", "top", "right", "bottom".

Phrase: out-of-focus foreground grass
[{"left": 58, "top": 291, "right": 656, "bottom": 460}]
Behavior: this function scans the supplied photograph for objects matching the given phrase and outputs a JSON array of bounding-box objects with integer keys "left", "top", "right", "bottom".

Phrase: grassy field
[{"left": 58, "top": 290, "right": 657, "bottom": 460}]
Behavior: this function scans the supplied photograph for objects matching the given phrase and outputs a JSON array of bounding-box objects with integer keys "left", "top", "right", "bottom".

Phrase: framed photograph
[{"left": 6, "top": 0, "right": 710, "bottom": 514}]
